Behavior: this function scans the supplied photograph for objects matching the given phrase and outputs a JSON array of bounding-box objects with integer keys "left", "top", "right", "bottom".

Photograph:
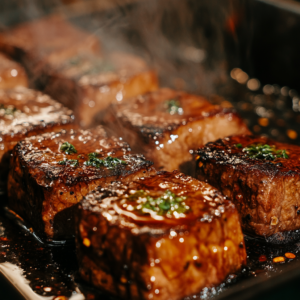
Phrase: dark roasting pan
[{"left": 1, "top": 0, "right": 300, "bottom": 299}]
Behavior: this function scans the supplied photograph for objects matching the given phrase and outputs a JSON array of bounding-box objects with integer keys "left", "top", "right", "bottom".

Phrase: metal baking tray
[{"left": 1, "top": 0, "right": 300, "bottom": 299}]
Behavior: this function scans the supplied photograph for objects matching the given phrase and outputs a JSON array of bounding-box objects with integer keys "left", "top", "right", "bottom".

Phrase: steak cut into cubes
[
  {"left": 8, "top": 126, "right": 155, "bottom": 240},
  {"left": 196, "top": 134, "right": 300, "bottom": 243},
  {"left": 76, "top": 171, "right": 246, "bottom": 300}
]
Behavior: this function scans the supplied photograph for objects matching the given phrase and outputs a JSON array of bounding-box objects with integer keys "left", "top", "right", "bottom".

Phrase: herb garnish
[
  {"left": 165, "top": 99, "right": 183, "bottom": 115},
  {"left": 242, "top": 144, "right": 289, "bottom": 160},
  {"left": 0, "top": 104, "right": 20, "bottom": 116},
  {"left": 60, "top": 142, "right": 77, "bottom": 155},
  {"left": 84, "top": 153, "right": 127, "bottom": 169},
  {"left": 58, "top": 159, "right": 79, "bottom": 167},
  {"left": 127, "top": 190, "right": 190, "bottom": 216},
  {"left": 235, "top": 143, "right": 243, "bottom": 148}
]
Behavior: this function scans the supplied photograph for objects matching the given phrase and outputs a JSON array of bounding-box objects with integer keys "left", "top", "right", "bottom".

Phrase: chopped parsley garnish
[
  {"left": 165, "top": 98, "right": 183, "bottom": 115},
  {"left": 58, "top": 159, "right": 79, "bottom": 167},
  {"left": 127, "top": 190, "right": 190, "bottom": 216},
  {"left": 242, "top": 144, "right": 289, "bottom": 160},
  {"left": 235, "top": 143, "right": 243, "bottom": 148},
  {"left": 0, "top": 104, "right": 20, "bottom": 116},
  {"left": 84, "top": 153, "right": 127, "bottom": 169},
  {"left": 60, "top": 142, "right": 77, "bottom": 154}
]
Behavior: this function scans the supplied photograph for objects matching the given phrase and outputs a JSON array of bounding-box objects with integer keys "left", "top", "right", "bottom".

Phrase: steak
[
  {"left": 76, "top": 171, "right": 246, "bottom": 300},
  {"left": 0, "top": 14, "right": 100, "bottom": 84},
  {"left": 7, "top": 126, "right": 156, "bottom": 240},
  {"left": 0, "top": 15, "right": 158, "bottom": 127},
  {"left": 0, "top": 53, "right": 28, "bottom": 89},
  {"left": 196, "top": 134, "right": 300, "bottom": 242},
  {"left": 0, "top": 87, "right": 74, "bottom": 194},
  {"left": 43, "top": 52, "right": 158, "bottom": 128},
  {"left": 101, "top": 88, "right": 250, "bottom": 173}
]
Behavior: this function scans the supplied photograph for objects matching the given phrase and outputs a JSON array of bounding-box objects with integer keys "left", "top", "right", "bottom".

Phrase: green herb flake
[
  {"left": 243, "top": 143, "right": 289, "bottom": 160},
  {"left": 84, "top": 155, "right": 127, "bottom": 169},
  {"left": 165, "top": 98, "right": 183, "bottom": 115},
  {"left": 127, "top": 190, "right": 190, "bottom": 216},
  {"left": 58, "top": 159, "right": 79, "bottom": 167},
  {"left": 235, "top": 143, "right": 243, "bottom": 148},
  {"left": 60, "top": 142, "right": 77, "bottom": 155},
  {"left": 0, "top": 104, "right": 20, "bottom": 116}
]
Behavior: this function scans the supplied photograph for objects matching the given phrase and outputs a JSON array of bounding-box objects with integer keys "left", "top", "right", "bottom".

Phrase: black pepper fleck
[{"left": 70, "top": 191, "right": 74, "bottom": 195}]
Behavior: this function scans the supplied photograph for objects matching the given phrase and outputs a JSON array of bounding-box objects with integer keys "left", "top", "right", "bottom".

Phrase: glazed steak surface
[
  {"left": 196, "top": 135, "right": 300, "bottom": 239},
  {"left": 0, "top": 87, "right": 74, "bottom": 193},
  {"left": 0, "top": 53, "right": 28, "bottom": 89},
  {"left": 8, "top": 127, "right": 155, "bottom": 240},
  {"left": 101, "top": 88, "right": 250, "bottom": 173},
  {"left": 76, "top": 171, "right": 246, "bottom": 300},
  {"left": 43, "top": 52, "right": 158, "bottom": 128},
  {"left": 0, "top": 14, "right": 100, "bottom": 85}
]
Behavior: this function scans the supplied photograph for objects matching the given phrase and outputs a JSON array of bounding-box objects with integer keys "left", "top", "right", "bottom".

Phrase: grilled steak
[
  {"left": 101, "top": 88, "right": 250, "bottom": 173},
  {"left": 43, "top": 52, "right": 158, "bottom": 128},
  {"left": 8, "top": 127, "right": 156, "bottom": 240},
  {"left": 0, "top": 14, "right": 100, "bottom": 87},
  {"left": 0, "top": 87, "right": 74, "bottom": 194},
  {"left": 196, "top": 134, "right": 300, "bottom": 242},
  {"left": 76, "top": 171, "right": 246, "bottom": 300},
  {"left": 0, "top": 53, "right": 28, "bottom": 89},
  {"left": 0, "top": 15, "right": 158, "bottom": 127}
]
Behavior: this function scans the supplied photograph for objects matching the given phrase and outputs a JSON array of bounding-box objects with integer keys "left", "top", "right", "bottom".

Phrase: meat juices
[
  {"left": 0, "top": 15, "right": 158, "bottom": 127},
  {"left": 101, "top": 88, "right": 250, "bottom": 173},
  {"left": 0, "top": 87, "right": 74, "bottom": 194},
  {"left": 76, "top": 171, "right": 246, "bottom": 300},
  {"left": 43, "top": 52, "right": 159, "bottom": 128},
  {"left": 8, "top": 127, "right": 155, "bottom": 240},
  {"left": 196, "top": 135, "right": 300, "bottom": 242},
  {"left": 0, "top": 53, "right": 28, "bottom": 89}
]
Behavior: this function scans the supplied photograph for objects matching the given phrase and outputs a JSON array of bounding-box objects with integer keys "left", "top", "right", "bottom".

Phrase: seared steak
[
  {"left": 196, "top": 135, "right": 300, "bottom": 242},
  {"left": 0, "top": 15, "right": 158, "bottom": 127},
  {"left": 0, "top": 14, "right": 100, "bottom": 84},
  {"left": 8, "top": 126, "right": 156, "bottom": 240},
  {"left": 43, "top": 52, "right": 158, "bottom": 128},
  {"left": 0, "top": 87, "right": 74, "bottom": 194},
  {"left": 0, "top": 53, "right": 28, "bottom": 89},
  {"left": 76, "top": 171, "right": 246, "bottom": 300},
  {"left": 101, "top": 88, "right": 250, "bottom": 173}
]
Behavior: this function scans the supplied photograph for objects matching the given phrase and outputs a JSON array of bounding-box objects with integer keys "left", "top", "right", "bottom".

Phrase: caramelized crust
[
  {"left": 101, "top": 88, "right": 250, "bottom": 173},
  {"left": 0, "top": 87, "right": 75, "bottom": 193},
  {"left": 0, "top": 15, "right": 158, "bottom": 127},
  {"left": 0, "top": 14, "right": 100, "bottom": 72},
  {"left": 196, "top": 135, "right": 300, "bottom": 239},
  {"left": 0, "top": 53, "right": 28, "bottom": 89},
  {"left": 76, "top": 171, "right": 246, "bottom": 300},
  {"left": 43, "top": 52, "right": 158, "bottom": 128},
  {"left": 7, "top": 127, "right": 155, "bottom": 239}
]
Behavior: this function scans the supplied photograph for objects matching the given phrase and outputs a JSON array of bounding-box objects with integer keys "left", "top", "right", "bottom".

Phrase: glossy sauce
[
  {"left": 85, "top": 171, "right": 228, "bottom": 228},
  {"left": 0, "top": 87, "right": 74, "bottom": 141},
  {"left": 197, "top": 134, "right": 300, "bottom": 174}
]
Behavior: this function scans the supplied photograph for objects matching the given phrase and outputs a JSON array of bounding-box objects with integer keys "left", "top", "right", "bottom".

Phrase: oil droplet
[
  {"left": 259, "top": 255, "right": 267, "bottom": 262},
  {"left": 44, "top": 287, "right": 52, "bottom": 292},
  {"left": 273, "top": 256, "right": 285, "bottom": 263},
  {"left": 285, "top": 252, "right": 296, "bottom": 259},
  {"left": 198, "top": 161, "right": 203, "bottom": 168},
  {"left": 258, "top": 118, "right": 269, "bottom": 127},
  {"left": 287, "top": 129, "right": 297, "bottom": 140},
  {"left": 156, "top": 241, "right": 161, "bottom": 248},
  {"left": 83, "top": 238, "right": 91, "bottom": 247},
  {"left": 270, "top": 216, "right": 278, "bottom": 226},
  {"left": 179, "top": 238, "right": 184, "bottom": 243},
  {"left": 150, "top": 276, "right": 155, "bottom": 282}
]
